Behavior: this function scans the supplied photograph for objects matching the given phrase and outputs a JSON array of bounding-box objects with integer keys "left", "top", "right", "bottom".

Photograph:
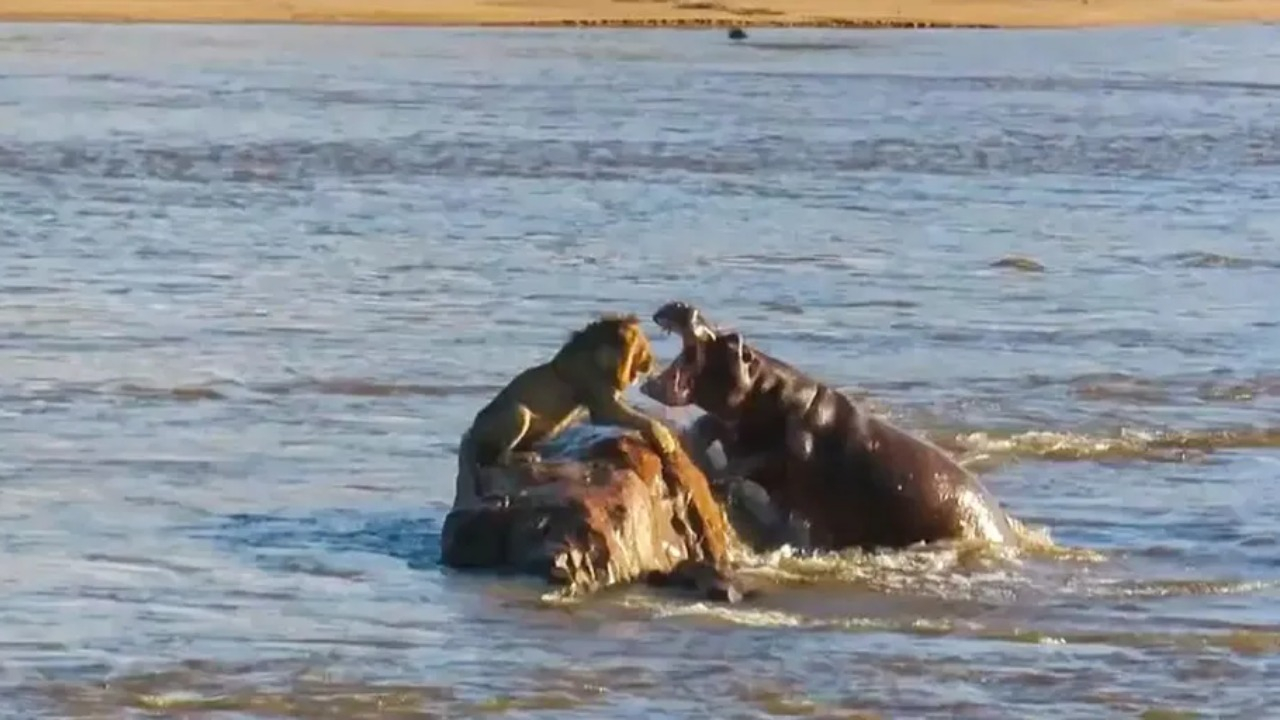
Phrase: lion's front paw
[{"left": 653, "top": 426, "right": 680, "bottom": 458}]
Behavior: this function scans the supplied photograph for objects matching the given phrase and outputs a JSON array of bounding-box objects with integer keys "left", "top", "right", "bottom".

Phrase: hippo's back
[{"left": 825, "top": 407, "right": 1016, "bottom": 547}]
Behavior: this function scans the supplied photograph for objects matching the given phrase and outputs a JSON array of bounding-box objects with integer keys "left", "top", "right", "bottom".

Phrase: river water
[{"left": 2, "top": 21, "right": 1279, "bottom": 719}]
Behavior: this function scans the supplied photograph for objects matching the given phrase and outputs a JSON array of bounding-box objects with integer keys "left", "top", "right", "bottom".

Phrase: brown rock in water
[
  {"left": 644, "top": 557, "right": 758, "bottom": 604},
  {"left": 990, "top": 255, "right": 1046, "bottom": 273},
  {"left": 440, "top": 426, "right": 749, "bottom": 601}
]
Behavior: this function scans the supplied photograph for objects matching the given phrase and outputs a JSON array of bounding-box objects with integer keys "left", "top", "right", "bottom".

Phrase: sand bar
[{"left": 0, "top": 0, "right": 1277, "bottom": 29}]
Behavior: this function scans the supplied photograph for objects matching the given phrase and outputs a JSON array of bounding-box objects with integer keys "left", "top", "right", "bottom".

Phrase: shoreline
[
  {"left": 0, "top": 1, "right": 1278, "bottom": 30},
  {"left": 0, "top": 17, "right": 999, "bottom": 30}
]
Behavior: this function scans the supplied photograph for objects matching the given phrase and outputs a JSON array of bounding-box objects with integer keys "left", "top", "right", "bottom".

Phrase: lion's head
[{"left": 557, "top": 313, "right": 657, "bottom": 392}]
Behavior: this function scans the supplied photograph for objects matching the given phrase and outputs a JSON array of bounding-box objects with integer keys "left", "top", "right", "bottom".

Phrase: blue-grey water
[{"left": 2, "top": 21, "right": 1280, "bottom": 719}]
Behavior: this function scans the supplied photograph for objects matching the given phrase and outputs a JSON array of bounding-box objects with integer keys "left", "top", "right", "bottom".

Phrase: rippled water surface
[{"left": 3, "top": 22, "right": 1280, "bottom": 719}]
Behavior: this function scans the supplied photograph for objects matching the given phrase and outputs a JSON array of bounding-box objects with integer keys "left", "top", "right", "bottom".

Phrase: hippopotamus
[{"left": 640, "top": 301, "right": 1018, "bottom": 551}]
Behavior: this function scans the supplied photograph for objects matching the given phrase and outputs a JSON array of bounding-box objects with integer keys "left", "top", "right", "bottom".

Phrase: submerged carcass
[{"left": 439, "top": 424, "right": 756, "bottom": 602}]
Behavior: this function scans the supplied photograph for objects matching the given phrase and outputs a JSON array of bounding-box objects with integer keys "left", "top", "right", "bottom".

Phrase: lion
[{"left": 456, "top": 313, "right": 679, "bottom": 502}]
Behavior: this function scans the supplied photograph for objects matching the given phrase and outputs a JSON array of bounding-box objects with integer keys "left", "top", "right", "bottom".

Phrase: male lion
[{"left": 457, "top": 313, "right": 679, "bottom": 501}]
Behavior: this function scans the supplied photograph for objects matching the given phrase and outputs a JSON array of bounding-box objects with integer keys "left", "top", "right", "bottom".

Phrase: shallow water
[{"left": 2, "top": 21, "right": 1279, "bottom": 719}]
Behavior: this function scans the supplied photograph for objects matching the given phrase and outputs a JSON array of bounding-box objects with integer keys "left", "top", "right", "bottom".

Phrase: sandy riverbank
[{"left": 0, "top": 0, "right": 1277, "bottom": 29}]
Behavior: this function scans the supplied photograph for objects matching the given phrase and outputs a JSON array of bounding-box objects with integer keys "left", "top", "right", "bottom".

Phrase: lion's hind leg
[
  {"left": 463, "top": 405, "right": 540, "bottom": 501},
  {"left": 485, "top": 404, "right": 540, "bottom": 463}
]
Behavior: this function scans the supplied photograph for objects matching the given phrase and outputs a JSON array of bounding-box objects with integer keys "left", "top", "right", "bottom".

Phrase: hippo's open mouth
[
  {"left": 652, "top": 301, "right": 718, "bottom": 344},
  {"left": 642, "top": 344, "right": 697, "bottom": 407},
  {"left": 641, "top": 302, "right": 717, "bottom": 407}
]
